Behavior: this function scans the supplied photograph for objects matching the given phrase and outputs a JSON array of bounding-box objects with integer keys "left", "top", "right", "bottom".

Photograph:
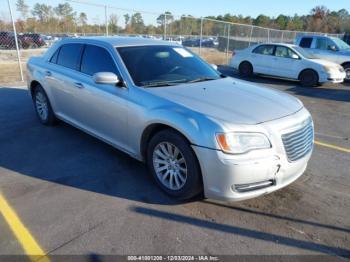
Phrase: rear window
[
  {"left": 299, "top": 37, "right": 313, "bottom": 48},
  {"left": 252, "top": 45, "right": 275, "bottom": 55},
  {"left": 80, "top": 45, "right": 119, "bottom": 76},
  {"left": 50, "top": 48, "right": 60, "bottom": 64},
  {"left": 56, "top": 44, "right": 83, "bottom": 70}
]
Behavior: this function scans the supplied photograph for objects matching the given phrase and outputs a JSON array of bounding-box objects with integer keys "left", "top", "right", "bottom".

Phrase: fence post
[
  {"left": 248, "top": 25, "right": 254, "bottom": 46},
  {"left": 267, "top": 28, "right": 270, "bottom": 43},
  {"left": 7, "top": 0, "right": 24, "bottom": 82},
  {"left": 281, "top": 30, "right": 284, "bottom": 43},
  {"left": 226, "top": 23, "right": 230, "bottom": 64},
  {"left": 163, "top": 13, "right": 167, "bottom": 40},
  {"left": 105, "top": 5, "right": 108, "bottom": 36},
  {"left": 199, "top": 17, "right": 203, "bottom": 55}
]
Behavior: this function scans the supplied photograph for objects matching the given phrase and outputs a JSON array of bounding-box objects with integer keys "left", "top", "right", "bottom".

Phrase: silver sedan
[{"left": 27, "top": 37, "right": 314, "bottom": 201}]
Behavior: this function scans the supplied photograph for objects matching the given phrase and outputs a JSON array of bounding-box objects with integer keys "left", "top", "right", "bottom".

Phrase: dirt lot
[{"left": 0, "top": 68, "right": 349, "bottom": 261}]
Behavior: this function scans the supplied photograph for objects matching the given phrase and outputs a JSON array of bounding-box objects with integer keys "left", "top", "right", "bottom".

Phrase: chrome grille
[{"left": 282, "top": 119, "right": 314, "bottom": 162}]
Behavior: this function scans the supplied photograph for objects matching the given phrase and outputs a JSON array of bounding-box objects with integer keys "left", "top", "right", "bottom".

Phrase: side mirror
[
  {"left": 211, "top": 64, "right": 218, "bottom": 70},
  {"left": 93, "top": 72, "right": 120, "bottom": 85},
  {"left": 328, "top": 45, "right": 338, "bottom": 51},
  {"left": 291, "top": 53, "right": 300, "bottom": 59}
]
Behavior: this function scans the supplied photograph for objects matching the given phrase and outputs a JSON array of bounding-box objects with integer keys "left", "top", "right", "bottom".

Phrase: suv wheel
[
  {"left": 147, "top": 129, "right": 203, "bottom": 200},
  {"left": 299, "top": 70, "right": 318, "bottom": 87},
  {"left": 33, "top": 85, "right": 57, "bottom": 125}
]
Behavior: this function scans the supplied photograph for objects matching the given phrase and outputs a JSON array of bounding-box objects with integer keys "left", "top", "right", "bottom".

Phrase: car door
[
  {"left": 72, "top": 44, "right": 130, "bottom": 152},
  {"left": 310, "top": 37, "right": 338, "bottom": 63},
  {"left": 45, "top": 43, "right": 85, "bottom": 122},
  {"left": 271, "top": 46, "right": 300, "bottom": 79},
  {"left": 250, "top": 44, "right": 276, "bottom": 74}
]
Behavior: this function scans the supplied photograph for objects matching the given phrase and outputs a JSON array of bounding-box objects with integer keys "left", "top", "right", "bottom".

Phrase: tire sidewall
[
  {"left": 300, "top": 70, "right": 318, "bottom": 87},
  {"left": 343, "top": 64, "right": 350, "bottom": 82},
  {"left": 33, "top": 85, "right": 56, "bottom": 125},
  {"left": 239, "top": 61, "right": 253, "bottom": 77},
  {"left": 147, "top": 130, "right": 202, "bottom": 200}
]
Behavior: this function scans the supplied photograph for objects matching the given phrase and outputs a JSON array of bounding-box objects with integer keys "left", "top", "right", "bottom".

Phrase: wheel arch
[
  {"left": 239, "top": 60, "right": 253, "bottom": 68},
  {"left": 140, "top": 123, "right": 193, "bottom": 162},
  {"left": 341, "top": 61, "right": 350, "bottom": 68},
  {"left": 29, "top": 80, "right": 42, "bottom": 99},
  {"left": 298, "top": 68, "right": 319, "bottom": 81}
]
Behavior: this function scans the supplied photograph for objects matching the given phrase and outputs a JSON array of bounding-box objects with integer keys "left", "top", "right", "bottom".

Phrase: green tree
[
  {"left": 131, "top": 12, "right": 145, "bottom": 33},
  {"left": 275, "top": 15, "right": 288, "bottom": 30},
  {"left": 78, "top": 12, "right": 87, "bottom": 33},
  {"left": 31, "top": 4, "right": 53, "bottom": 22},
  {"left": 16, "top": 0, "right": 29, "bottom": 19},
  {"left": 254, "top": 15, "right": 270, "bottom": 27},
  {"left": 109, "top": 13, "right": 119, "bottom": 34}
]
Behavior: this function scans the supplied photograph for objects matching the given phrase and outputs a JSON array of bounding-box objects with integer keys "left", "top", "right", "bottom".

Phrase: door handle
[
  {"left": 45, "top": 71, "right": 52, "bottom": 77},
  {"left": 74, "top": 82, "right": 84, "bottom": 89}
]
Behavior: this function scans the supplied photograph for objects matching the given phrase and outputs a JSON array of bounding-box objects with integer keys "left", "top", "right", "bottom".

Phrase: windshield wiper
[
  {"left": 187, "top": 77, "right": 218, "bottom": 83},
  {"left": 141, "top": 79, "right": 187, "bottom": 87}
]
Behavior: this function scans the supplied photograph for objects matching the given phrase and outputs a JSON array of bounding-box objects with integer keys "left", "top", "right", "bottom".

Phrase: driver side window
[
  {"left": 80, "top": 45, "right": 120, "bottom": 77},
  {"left": 316, "top": 38, "right": 334, "bottom": 50}
]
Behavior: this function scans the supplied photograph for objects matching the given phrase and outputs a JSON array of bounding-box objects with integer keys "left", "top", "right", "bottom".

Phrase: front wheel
[
  {"left": 299, "top": 70, "right": 319, "bottom": 87},
  {"left": 147, "top": 129, "right": 203, "bottom": 200},
  {"left": 343, "top": 64, "right": 350, "bottom": 82}
]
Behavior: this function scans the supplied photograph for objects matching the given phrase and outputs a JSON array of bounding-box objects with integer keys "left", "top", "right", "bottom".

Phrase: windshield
[
  {"left": 293, "top": 46, "right": 316, "bottom": 59},
  {"left": 331, "top": 37, "right": 350, "bottom": 50},
  {"left": 117, "top": 45, "right": 221, "bottom": 87}
]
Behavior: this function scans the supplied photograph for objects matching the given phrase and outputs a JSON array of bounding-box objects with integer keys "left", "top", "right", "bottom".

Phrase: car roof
[
  {"left": 60, "top": 36, "right": 179, "bottom": 47},
  {"left": 254, "top": 43, "right": 298, "bottom": 48}
]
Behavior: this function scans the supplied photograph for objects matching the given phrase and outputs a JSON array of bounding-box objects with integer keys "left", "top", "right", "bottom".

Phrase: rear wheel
[
  {"left": 147, "top": 129, "right": 203, "bottom": 200},
  {"left": 238, "top": 61, "right": 253, "bottom": 77},
  {"left": 32, "top": 84, "right": 57, "bottom": 125},
  {"left": 299, "top": 70, "right": 319, "bottom": 87}
]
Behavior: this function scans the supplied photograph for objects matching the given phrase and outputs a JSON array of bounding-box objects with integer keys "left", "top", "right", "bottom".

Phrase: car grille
[{"left": 282, "top": 118, "right": 314, "bottom": 162}]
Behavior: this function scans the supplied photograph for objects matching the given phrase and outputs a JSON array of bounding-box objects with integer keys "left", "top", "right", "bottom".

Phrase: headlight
[
  {"left": 323, "top": 65, "right": 338, "bottom": 73},
  {"left": 216, "top": 132, "right": 271, "bottom": 154}
]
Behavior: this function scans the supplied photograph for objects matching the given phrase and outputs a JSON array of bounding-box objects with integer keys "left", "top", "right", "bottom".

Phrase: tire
[
  {"left": 299, "top": 69, "right": 319, "bottom": 87},
  {"left": 238, "top": 61, "right": 253, "bottom": 77},
  {"left": 32, "top": 84, "right": 57, "bottom": 126},
  {"left": 147, "top": 129, "right": 203, "bottom": 200},
  {"left": 343, "top": 63, "right": 350, "bottom": 82}
]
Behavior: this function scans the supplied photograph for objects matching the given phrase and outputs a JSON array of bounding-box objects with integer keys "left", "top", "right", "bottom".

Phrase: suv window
[
  {"left": 275, "top": 46, "right": 298, "bottom": 59},
  {"left": 56, "top": 44, "right": 83, "bottom": 70},
  {"left": 299, "top": 37, "right": 313, "bottom": 48},
  {"left": 316, "top": 38, "right": 333, "bottom": 50},
  {"left": 252, "top": 45, "right": 275, "bottom": 55},
  {"left": 81, "top": 45, "right": 119, "bottom": 76}
]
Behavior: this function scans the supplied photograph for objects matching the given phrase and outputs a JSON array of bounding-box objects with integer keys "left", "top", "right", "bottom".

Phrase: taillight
[{"left": 232, "top": 51, "right": 236, "bottom": 57}]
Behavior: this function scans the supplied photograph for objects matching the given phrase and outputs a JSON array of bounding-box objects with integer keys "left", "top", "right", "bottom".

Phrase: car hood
[
  {"left": 146, "top": 77, "right": 303, "bottom": 125},
  {"left": 311, "top": 59, "right": 341, "bottom": 67},
  {"left": 337, "top": 49, "right": 350, "bottom": 56}
]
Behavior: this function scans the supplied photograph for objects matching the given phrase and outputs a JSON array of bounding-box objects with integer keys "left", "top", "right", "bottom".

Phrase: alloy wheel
[
  {"left": 152, "top": 142, "right": 188, "bottom": 191},
  {"left": 35, "top": 91, "right": 48, "bottom": 121}
]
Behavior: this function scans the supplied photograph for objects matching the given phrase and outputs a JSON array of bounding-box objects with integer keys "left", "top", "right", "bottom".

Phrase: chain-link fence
[{"left": 0, "top": 0, "right": 345, "bottom": 84}]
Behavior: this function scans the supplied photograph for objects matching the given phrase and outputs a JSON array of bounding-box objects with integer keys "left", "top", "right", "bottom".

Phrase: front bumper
[
  {"left": 193, "top": 146, "right": 310, "bottom": 201},
  {"left": 192, "top": 108, "right": 313, "bottom": 201},
  {"left": 319, "top": 71, "right": 346, "bottom": 83}
]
